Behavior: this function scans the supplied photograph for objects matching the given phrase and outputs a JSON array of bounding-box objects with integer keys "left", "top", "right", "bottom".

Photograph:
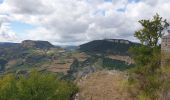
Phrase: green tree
[
  {"left": 134, "top": 13, "right": 169, "bottom": 47},
  {"left": 129, "top": 14, "right": 169, "bottom": 100},
  {"left": 0, "top": 70, "right": 78, "bottom": 100}
]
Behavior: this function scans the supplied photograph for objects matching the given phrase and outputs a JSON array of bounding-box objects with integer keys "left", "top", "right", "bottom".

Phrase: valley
[
  {"left": 0, "top": 1, "right": 169, "bottom": 99},
  {"left": 0, "top": 39, "right": 148, "bottom": 100},
  {"left": 0, "top": 39, "right": 136, "bottom": 78}
]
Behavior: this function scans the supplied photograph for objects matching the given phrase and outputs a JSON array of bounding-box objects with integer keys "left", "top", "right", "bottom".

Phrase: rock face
[
  {"left": 79, "top": 39, "right": 139, "bottom": 55},
  {"left": 65, "top": 54, "right": 133, "bottom": 81},
  {"left": 162, "top": 32, "right": 170, "bottom": 52},
  {"left": 161, "top": 32, "right": 170, "bottom": 67},
  {"left": 65, "top": 58, "right": 98, "bottom": 80},
  {"left": 21, "top": 40, "right": 54, "bottom": 49}
]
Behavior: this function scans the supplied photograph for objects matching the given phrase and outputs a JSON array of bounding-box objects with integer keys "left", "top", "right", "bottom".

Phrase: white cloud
[
  {"left": 0, "top": 23, "right": 19, "bottom": 42},
  {"left": 0, "top": 0, "right": 170, "bottom": 45},
  {"left": 0, "top": 15, "right": 20, "bottom": 42}
]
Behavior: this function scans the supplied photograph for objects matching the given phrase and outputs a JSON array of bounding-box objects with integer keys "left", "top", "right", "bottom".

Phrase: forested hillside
[{"left": 79, "top": 39, "right": 140, "bottom": 55}]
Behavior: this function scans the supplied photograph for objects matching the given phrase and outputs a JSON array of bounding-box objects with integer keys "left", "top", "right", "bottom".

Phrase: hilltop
[
  {"left": 0, "top": 40, "right": 60, "bottom": 73},
  {"left": 0, "top": 40, "right": 54, "bottom": 49},
  {"left": 21, "top": 40, "right": 54, "bottom": 49},
  {"left": 64, "top": 39, "right": 137, "bottom": 80},
  {"left": 79, "top": 39, "right": 139, "bottom": 56}
]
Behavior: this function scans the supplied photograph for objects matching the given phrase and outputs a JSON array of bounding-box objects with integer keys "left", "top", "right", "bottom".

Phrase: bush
[
  {"left": 161, "top": 53, "right": 170, "bottom": 100},
  {"left": 103, "top": 58, "right": 134, "bottom": 70},
  {"left": 0, "top": 70, "right": 78, "bottom": 100},
  {"left": 128, "top": 14, "right": 169, "bottom": 100}
]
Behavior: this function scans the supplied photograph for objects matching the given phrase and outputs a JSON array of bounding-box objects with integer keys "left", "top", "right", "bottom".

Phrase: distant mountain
[
  {"left": 79, "top": 39, "right": 140, "bottom": 55},
  {"left": 21, "top": 40, "right": 54, "bottom": 49},
  {"left": 0, "top": 39, "right": 138, "bottom": 77},
  {"left": 0, "top": 40, "right": 54, "bottom": 57},
  {"left": 62, "top": 46, "right": 78, "bottom": 51},
  {"left": 0, "top": 40, "right": 61, "bottom": 73},
  {"left": 0, "top": 40, "right": 54, "bottom": 49},
  {"left": 0, "top": 42, "right": 19, "bottom": 48},
  {"left": 0, "top": 40, "right": 56, "bottom": 62}
]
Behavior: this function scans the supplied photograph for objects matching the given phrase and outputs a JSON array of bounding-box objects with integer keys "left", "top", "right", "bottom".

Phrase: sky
[{"left": 0, "top": 0, "right": 170, "bottom": 45}]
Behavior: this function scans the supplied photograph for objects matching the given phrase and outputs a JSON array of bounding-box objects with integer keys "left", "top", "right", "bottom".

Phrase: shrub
[
  {"left": 0, "top": 70, "right": 78, "bottom": 100},
  {"left": 128, "top": 14, "right": 169, "bottom": 100}
]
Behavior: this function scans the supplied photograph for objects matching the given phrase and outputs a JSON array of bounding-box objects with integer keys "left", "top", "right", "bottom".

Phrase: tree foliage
[
  {"left": 0, "top": 70, "right": 78, "bottom": 100},
  {"left": 134, "top": 13, "right": 169, "bottom": 47},
  {"left": 129, "top": 14, "right": 169, "bottom": 100}
]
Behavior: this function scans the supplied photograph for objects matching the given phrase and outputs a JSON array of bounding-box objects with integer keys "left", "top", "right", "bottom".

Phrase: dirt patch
[
  {"left": 76, "top": 70, "right": 137, "bottom": 100},
  {"left": 72, "top": 52, "right": 89, "bottom": 62}
]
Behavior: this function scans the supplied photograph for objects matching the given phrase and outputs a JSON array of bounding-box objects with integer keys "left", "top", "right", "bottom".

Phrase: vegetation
[
  {"left": 129, "top": 14, "right": 169, "bottom": 99},
  {"left": 0, "top": 58, "right": 7, "bottom": 71},
  {"left": 0, "top": 70, "right": 78, "bottom": 100},
  {"left": 161, "top": 53, "right": 170, "bottom": 100},
  {"left": 103, "top": 58, "right": 134, "bottom": 71},
  {"left": 134, "top": 13, "right": 169, "bottom": 47},
  {"left": 79, "top": 39, "right": 139, "bottom": 55}
]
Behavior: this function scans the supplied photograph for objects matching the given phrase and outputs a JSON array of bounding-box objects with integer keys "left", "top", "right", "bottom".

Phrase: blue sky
[
  {"left": 105, "top": 0, "right": 112, "bottom": 2},
  {"left": 0, "top": 0, "right": 3, "bottom": 4},
  {"left": 128, "top": 0, "right": 140, "bottom": 3},
  {"left": 0, "top": 0, "right": 35, "bottom": 39},
  {"left": 10, "top": 21, "right": 36, "bottom": 36}
]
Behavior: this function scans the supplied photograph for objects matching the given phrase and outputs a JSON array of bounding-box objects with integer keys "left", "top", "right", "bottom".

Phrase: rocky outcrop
[
  {"left": 65, "top": 57, "right": 98, "bottom": 80},
  {"left": 65, "top": 54, "right": 133, "bottom": 80},
  {"left": 21, "top": 40, "right": 54, "bottom": 49}
]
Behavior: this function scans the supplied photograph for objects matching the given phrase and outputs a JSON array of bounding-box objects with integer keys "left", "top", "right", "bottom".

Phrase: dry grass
[
  {"left": 39, "top": 52, "right": 88, "bottom": 74},
  {"left": 38, "top": 59, "right": 73, "bottom": 74},
  {"left": 46, "top": 59, "right": 73, "bottom": 74},
  {"left": 76, "top": 70, "right": 137, "bottom": 100},
  {"left": 72, "top": 52, "right": 89, "bottom": 62}
]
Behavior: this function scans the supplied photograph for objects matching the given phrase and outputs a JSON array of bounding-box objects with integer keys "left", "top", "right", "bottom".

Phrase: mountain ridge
[
  {"left": 79, "top": 39, "right": 140, "bottom": 56},
  {"left": 0, "top": 39, "right": 137, "bottom": 75}
]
